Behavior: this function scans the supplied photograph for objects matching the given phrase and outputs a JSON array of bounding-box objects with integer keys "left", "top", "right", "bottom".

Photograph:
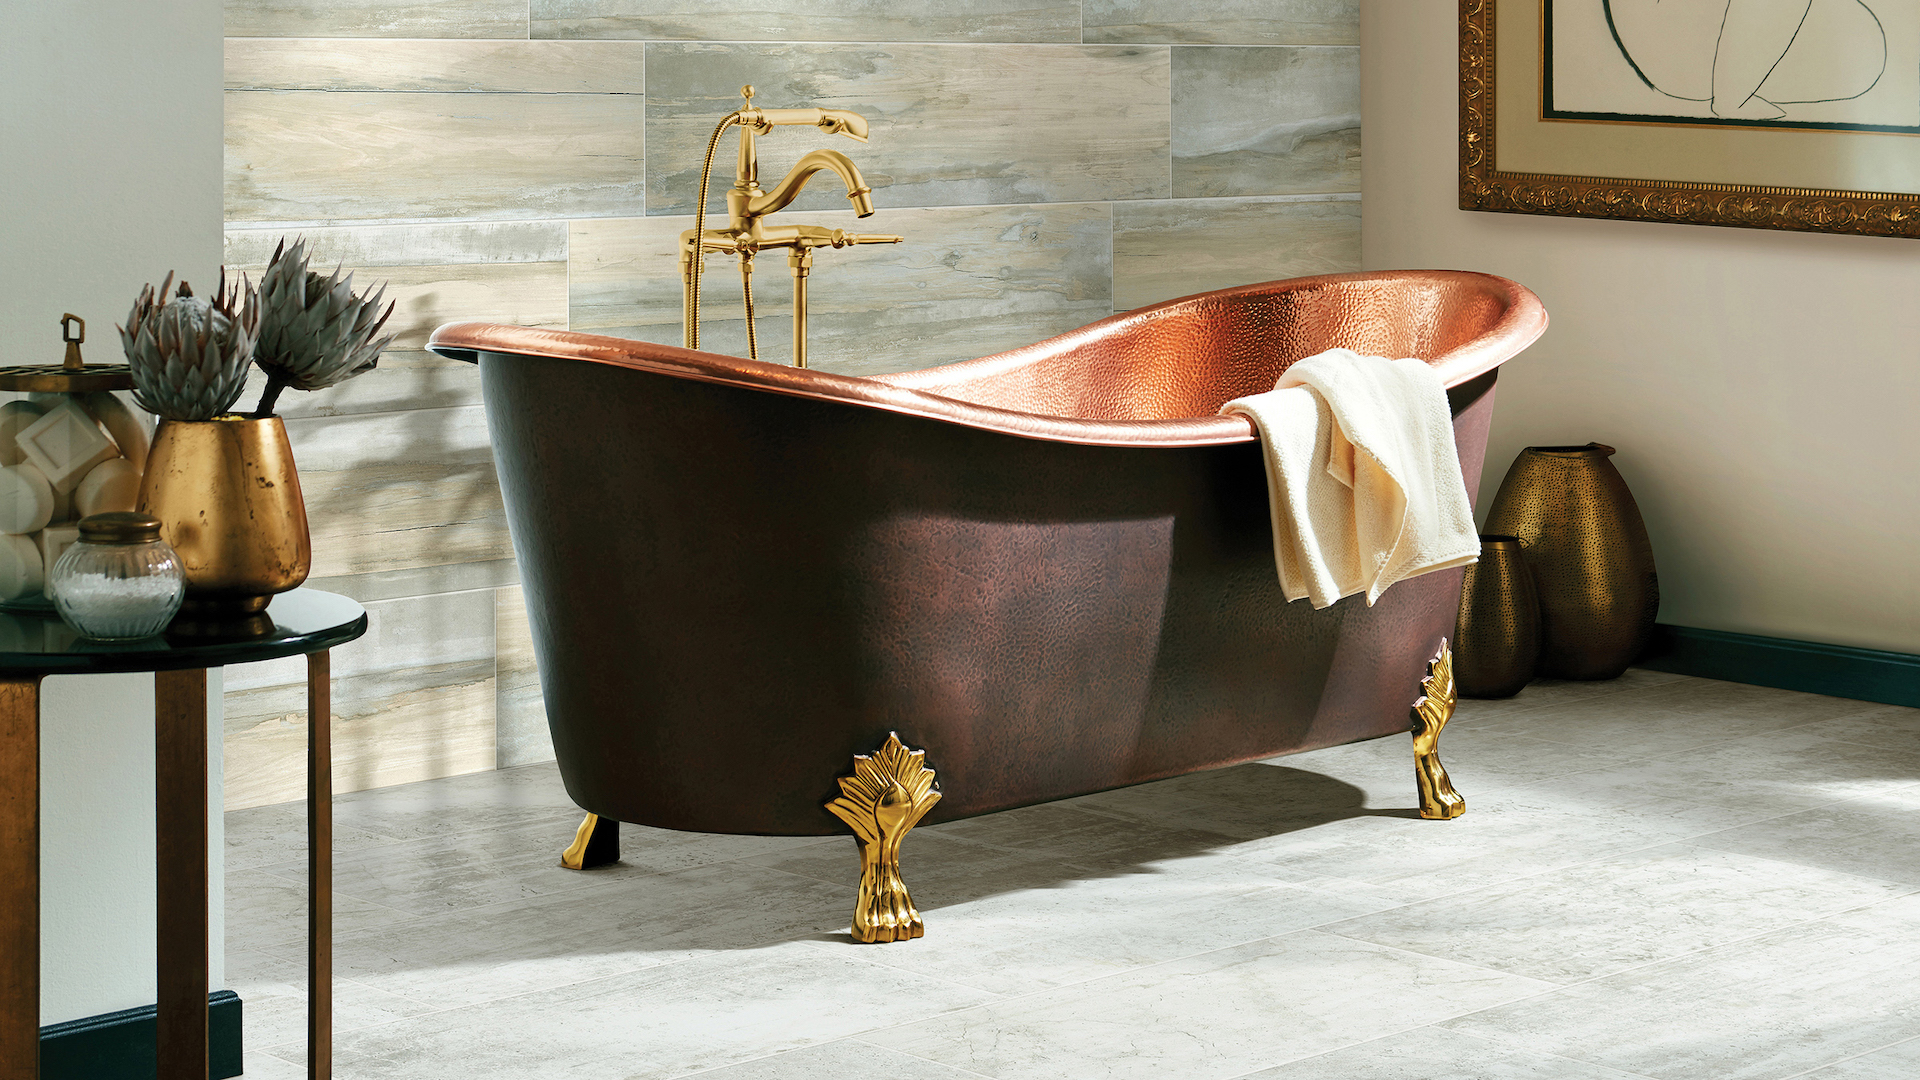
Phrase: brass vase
[
  {"left": 1454, "top": 535, "right": 1540, "bottom": 698},
  {"left": 1482, "top": 443, "right": 1657, "bottom": 680},
  {"left": 137, "top": 415, "right": 311, "bottom": 614}
]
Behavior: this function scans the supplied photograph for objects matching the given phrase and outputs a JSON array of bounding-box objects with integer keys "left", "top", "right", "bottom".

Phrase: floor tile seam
[
  {"left": 1773, "top": 1031, "right": 1920, "bottom": 1079},
  {"left": 1348, "top": 831, "right": 1920, "bottom": 915},
  {"left": 664, "top": 1037, "right": 1000, "bottom": 1080},
  {"left": 1310, "top": 828, "right": 1770, "bottom": 909},
  {"left": 332, "top": 949, "right": 718, "bottom": 1018},
  {"left": 275, "top": 849, "right": 844, "bottom": 947},
  {"left": 1434, "top": 1026, "right": 1668, "bottom": 1079},
  {"left": 248, "top": 1042, "right": 305, "bottom": 1065},
  {"left": 1282, "top": 927, "right": 1567, "bottom": 990},
  {"left": 795, "top": 927, "right": 1343, "bottom": 1030},
  {"left": 846, "top": 1037, "right": 1003, "bottom": 1080},
  {"left": 1673, "top": 839, "right": 1920, "bottom": 893},
  {"left": 1207, "top": 1019, "right": 1664, "bottom": 1080},
  {"left": 790, "top": 903, "right": 1358, "bottom": 1000},
  {"left": 783, "top": 935, "right": 1032, "bottom": 1003},
  {"left": 1212, "top": 1021, "right": 1507, "bottom": 1079},
  {"left": 1465, "top": 711, "right": 1859, "bottom": 758},
  {"left": 744, "top": 860, "right": 863, "bottom": 895},
  {"left": 1632, "top": 724, "right": 1920, "bottom": 763},
  {"left": 855, "top": 924, "right": 1560, "bottom": 1036},
  {"left": 1422, "top": 894, "right": 1920, "bottom": 999}
]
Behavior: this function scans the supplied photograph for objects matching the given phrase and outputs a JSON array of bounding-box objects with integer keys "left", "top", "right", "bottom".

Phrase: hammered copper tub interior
[{"left": 428, "top": 270, "right": 1548, "bottom": 835}]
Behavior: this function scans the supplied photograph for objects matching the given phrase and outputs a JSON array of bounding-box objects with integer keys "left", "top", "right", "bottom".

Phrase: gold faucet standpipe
[{"left": 681, "top": 85, "right": 900, "bottom": 366}]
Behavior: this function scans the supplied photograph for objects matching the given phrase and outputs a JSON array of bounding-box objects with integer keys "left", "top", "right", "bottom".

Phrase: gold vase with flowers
[{"left": 123, "top": 239, "right": 392, "bottom": 614}]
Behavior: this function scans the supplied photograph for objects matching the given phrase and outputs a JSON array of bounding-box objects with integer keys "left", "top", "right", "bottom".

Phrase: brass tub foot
[
  {"left": 1412, "top": 642, "right": 1466, "bottom": 820},
  {"left": 826, "top": 732, "right": 941, "bottom": 943},
  {"left": 559, "top": 812, "right": 620, "bottom": 870}
]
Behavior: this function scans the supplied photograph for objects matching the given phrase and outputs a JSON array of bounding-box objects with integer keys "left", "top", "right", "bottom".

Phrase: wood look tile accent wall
[{"left": 223, "top": 0, "right": 1361, "bottom": 808}]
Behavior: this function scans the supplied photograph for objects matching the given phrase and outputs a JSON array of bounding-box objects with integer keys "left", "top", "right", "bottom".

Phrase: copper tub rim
[{"left": 426, "top": 269, "right": 1548, "bottom": 450}]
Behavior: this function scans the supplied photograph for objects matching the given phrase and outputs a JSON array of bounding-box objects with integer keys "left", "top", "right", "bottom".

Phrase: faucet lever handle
[{"left": 754, "top": 107, "right": 870, "bottom": 143}]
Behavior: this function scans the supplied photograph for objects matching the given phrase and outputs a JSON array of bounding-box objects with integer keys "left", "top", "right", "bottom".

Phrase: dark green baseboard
[
  {"left": 1640, "top": 624, "right": 1920, "bottom": 709},
  {"left": 39, "top": 990, "right": 242, "bottom": 1079}
]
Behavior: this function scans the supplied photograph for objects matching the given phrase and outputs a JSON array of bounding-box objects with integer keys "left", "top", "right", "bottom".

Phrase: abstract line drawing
[{"left": 1603, "top": 0, "right": 1888, "bottom": 119}]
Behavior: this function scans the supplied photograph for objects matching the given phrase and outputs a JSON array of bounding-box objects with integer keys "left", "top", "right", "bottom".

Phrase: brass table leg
[
  {"left": 308, "top": 650, "right": 331, "bottom": 1080},
  {"left": 0, "top": 676, "right": 42, "bottom": 1080},
  {"left": 156, "top": 667, "right": 209, "bottom": 1080}
]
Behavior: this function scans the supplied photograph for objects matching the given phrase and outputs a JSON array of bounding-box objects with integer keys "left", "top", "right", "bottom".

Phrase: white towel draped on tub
[{"left": 1220, "top": 348, "right": 1479, "bottom": 609}]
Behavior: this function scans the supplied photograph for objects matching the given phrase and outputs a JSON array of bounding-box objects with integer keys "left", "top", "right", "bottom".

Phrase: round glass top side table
[{"left": 0, "top": 588, "right": 368, "bottom": 1080}]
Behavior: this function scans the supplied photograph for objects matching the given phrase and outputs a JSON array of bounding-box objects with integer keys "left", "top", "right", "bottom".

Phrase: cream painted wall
[
  {"left": 1361, "top": 0, "right": 1920, "bottom": 655},
  {"left": 1, "top": 0, "right": 228, "bottom": 1023}
]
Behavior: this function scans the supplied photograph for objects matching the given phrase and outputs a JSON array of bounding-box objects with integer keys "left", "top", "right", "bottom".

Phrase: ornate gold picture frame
[{"left": 1460, "top": 0, "right": 1920, "bottom": 238}]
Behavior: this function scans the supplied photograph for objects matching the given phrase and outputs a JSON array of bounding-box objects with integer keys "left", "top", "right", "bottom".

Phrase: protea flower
[
  {"left": 119, "top": 271, "right": 258, "bottom": 422},
  {"left": 251, "top": 238, "right": 394, "bottom": 417}
]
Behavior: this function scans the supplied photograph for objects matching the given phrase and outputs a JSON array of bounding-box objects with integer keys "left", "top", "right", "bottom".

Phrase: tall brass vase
[
  {"left": 137, "top": 415, "right": 311, "bottom": 614},
  {"left": 1482, "top": 443, "right": 1657, "bottom": 680},
  {"left": 1454, "top": 535, "right": 1540, "bottom": 698}
]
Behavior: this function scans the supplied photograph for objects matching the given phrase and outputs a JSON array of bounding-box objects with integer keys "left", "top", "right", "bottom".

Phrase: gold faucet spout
[{"left": 739, "top": 148, "right": 876, "bottom": 224}]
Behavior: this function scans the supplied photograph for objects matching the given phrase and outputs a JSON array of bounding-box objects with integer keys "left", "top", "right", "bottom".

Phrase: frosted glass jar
[{"left": 51, "top": 512, "right": 185, "bottom": 640}]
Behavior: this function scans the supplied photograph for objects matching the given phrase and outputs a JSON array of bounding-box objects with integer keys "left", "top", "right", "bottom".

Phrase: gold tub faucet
[{"left": 682, "top": 85, "right": 902, "bottom": 368}]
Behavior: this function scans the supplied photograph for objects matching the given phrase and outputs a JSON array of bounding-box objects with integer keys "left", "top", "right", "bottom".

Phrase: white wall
[
  {"left": 0, "top": 0, "right": 227, "bottom": 1024},
  {"left": 1361, "top": 0, "right": 1920, "bottom": 655}
]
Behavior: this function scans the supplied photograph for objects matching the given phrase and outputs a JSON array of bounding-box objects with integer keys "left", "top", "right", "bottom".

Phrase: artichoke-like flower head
[
  {"left": 120, "top": 271, "right": 258, "bottom": 422},
  {"left": 255, "top": 238, "right": 395, "bottom": 394}
]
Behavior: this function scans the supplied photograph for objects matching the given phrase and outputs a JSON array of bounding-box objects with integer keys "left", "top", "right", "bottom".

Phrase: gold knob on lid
[
  {"left": 62, "top": 314, "right": 85, "bottom": 370},
  {"left": 77, "top": 511, "right": 164, "bottom": 545}
]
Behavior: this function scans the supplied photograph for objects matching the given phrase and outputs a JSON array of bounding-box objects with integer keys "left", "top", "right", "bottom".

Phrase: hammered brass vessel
[
  {"left": 138, "top": 416, "right": 311, "bottom": 614},
  {"left": 1482, "top": 444, "right": 1657, "bottom": 680},
  {"left": 1453, "top": 535, "right": 1540, "bottom": 698}
]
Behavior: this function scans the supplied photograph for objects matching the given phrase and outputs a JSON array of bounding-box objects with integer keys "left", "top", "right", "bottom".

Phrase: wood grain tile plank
[
  {"left": 225, "top": 0, "right": 531, "bottom": 39},
  {"left": 226, "top": 221, "right": 569, "bottom": 268},
  {"left": 224, "top": 667, "right": 497, "bottom": 810},
  {"left": 284, "top": 406, "right": 510, "bottom": 580},
  {"left": 1112, "top": 196, "right": 1359, "bottom": 310},
  {"left": 531, "top": 0, "right": 1079, "bottom": 43},
  {"left": 226, "top": 91, "right": 647, "bottom": 225},
  {"left": 1172, "top": 46, "right": 1360, "bottom": 197},
  {"left": 223, "top": 589, "right": 498, "bottom": 810},
  {"left": 570, "top": 202, "right": 1113, "bottom": 376},
  {"left": 646, "top": 43, "right": 1169, "bottom": 215},
  {"left": 226, "top": 40, "right": 644, "bottom": 94},
  {"left": 1085, "top": 0, "right": 1358, "bottom": 45}
]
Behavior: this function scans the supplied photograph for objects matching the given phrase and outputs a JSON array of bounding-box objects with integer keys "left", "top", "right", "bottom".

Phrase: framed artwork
[{"left": 1460, "top": 0, "right": 1920, "bottom": 237}]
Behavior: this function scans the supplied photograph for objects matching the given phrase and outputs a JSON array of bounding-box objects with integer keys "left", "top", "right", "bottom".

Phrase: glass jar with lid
[{"left": 51, "top": 512, "right": 185, "bottom": 640}]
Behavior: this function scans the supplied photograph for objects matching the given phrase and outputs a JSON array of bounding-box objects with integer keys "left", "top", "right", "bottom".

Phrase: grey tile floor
[{"left": 226, "top": 669, "right": 1920, "bottom": 1079}]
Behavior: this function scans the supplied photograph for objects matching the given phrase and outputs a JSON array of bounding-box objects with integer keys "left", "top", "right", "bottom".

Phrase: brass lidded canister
[
  {"left": 0, "top": 317, "right": 151, "bottom": 611},
  {"left": 0, "top": 315, "right": 137, "bottom": 394}
]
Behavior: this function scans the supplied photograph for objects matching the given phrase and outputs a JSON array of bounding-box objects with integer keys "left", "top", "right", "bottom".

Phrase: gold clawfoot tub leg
[
  {"left": 1412, "top": 642, "right": 1466, "bottom": 820},
  {"left": 826, "top": 732, "right": 941, "bottom": 943},
  {"left": 560, "top": 812, "right": 620, "bottom": 870}
]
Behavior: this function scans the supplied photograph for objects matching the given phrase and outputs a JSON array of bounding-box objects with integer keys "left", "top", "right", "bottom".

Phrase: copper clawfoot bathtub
[{"left": 429, "top": 270, "right": 1547, "bottom": 940}]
